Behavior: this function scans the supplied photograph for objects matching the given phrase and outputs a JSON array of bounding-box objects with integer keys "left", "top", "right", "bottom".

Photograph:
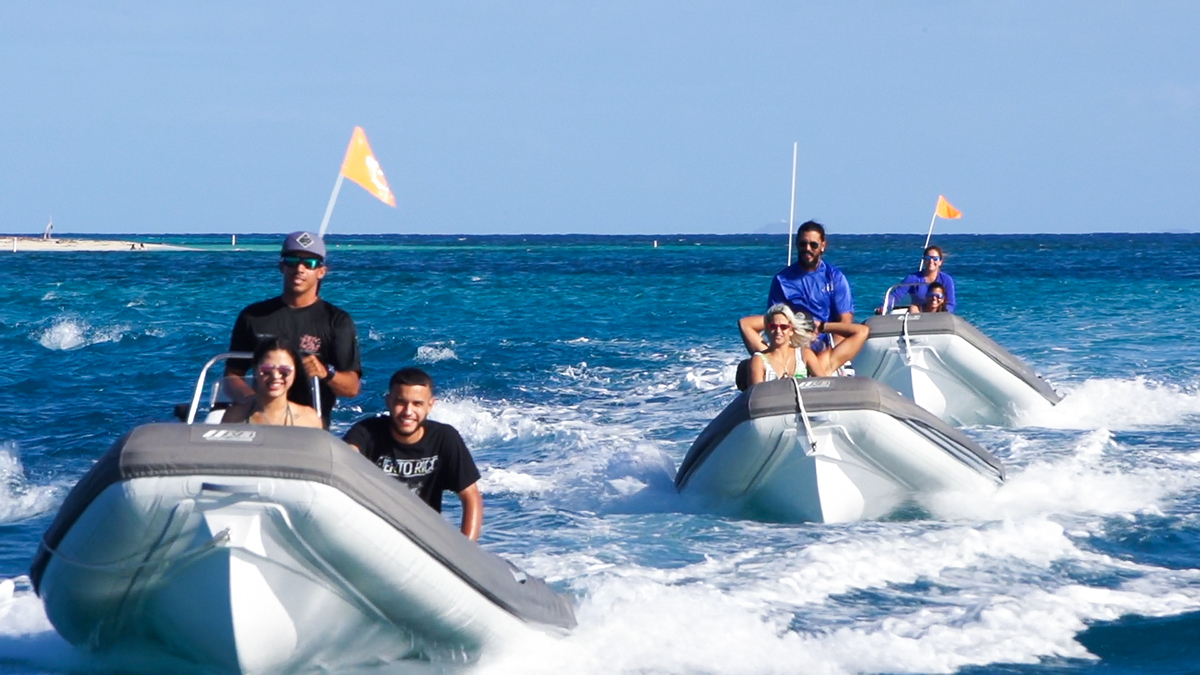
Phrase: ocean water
[{"left": 1, "top": 232, "right": 1199, "bottom": 674}]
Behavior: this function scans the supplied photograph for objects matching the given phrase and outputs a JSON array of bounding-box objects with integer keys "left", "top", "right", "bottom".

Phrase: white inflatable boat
[
  {"left": 31, "top": 422, "right": 575, "bottom": 673},
  {"left": 854, "top": 312, "right": 1061, "bottom": 427},
  {"left": 675, "top": 377, "right": 1004, "bottom": 523}
]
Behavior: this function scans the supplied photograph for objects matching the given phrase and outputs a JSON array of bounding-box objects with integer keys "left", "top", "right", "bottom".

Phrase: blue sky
[{"left": 2, "top": 2, "right": 1197, "bottom": 235}]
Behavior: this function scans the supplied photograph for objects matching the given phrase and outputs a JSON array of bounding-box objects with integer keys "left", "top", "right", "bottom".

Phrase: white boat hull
[
  {"left": 676, "top": 378, "right": 1004, "bottom": 523},
  {"left": 33, "top": 424, "right": 574, "bottom": 673},
  {"left": 856, "top": 314, "right": 1060, "bottom": 427}
]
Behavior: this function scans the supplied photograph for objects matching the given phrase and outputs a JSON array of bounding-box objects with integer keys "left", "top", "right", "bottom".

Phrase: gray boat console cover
[
  {"left": 31, "top": 423, "right": 576, "bottom": 630},
  {"left": 864, "top": 313, "right": 1061, "bottom": 404},
  {"left": 675, "top": 376, "right": 1004, "bottom": 489}
]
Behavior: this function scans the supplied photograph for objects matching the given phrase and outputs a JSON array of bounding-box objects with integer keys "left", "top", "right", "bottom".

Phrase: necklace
[
  {"left": 770, "top": 350, "right": 795, "bottom": 378},
  {"left": 253, "top": 404, "right": 294, "bottom": 426}
]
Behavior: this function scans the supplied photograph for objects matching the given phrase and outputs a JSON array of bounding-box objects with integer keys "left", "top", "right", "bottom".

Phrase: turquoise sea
[{"left": 2, "top": 232, "right": 1200, "bottom": 674}]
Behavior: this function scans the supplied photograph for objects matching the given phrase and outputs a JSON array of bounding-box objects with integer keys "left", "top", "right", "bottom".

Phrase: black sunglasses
[
  {"left": 802, "top": 240, "right": 822, "bottom": 250},
  {"left": 281, "top": 255, "right": 323, "bottom": 270}
]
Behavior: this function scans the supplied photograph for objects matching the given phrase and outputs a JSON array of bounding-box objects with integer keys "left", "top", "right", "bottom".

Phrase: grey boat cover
[
  {"left": 675, "top": 376, "right": 1004, "bottom": 489},
  {"left": 30, "top": 423, "right": 576, "bottom": 630},
  {"left": 864, "top": 313, "right": 1062, "bottom": 404}
]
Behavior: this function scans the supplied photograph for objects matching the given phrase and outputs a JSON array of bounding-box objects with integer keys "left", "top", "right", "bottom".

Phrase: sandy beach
[{"left": 2, "top": 236, "right": 195, "bottom": 252}]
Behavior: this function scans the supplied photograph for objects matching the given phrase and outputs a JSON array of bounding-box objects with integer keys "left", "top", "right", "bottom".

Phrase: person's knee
[{"left": 735, "top": 357, "right": 753, "bottom": 391}]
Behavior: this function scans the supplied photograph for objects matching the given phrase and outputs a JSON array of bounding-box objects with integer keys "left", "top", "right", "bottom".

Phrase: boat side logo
[
  {"left": 797, "top": 380, "right": 832, "bottom": 390},
  {"left": 201, "top": 429, "right": 258, "bottom": 443}
]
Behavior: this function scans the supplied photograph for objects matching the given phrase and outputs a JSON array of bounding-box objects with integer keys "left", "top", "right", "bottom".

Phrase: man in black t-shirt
[
  {"left": 225, "top": 231, "right": 362, "bottom": 426},
  {"left": 343, "top": 368, "right": 483, "bottom": 540}
]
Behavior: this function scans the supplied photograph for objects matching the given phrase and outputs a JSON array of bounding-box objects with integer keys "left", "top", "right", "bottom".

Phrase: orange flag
[
  {"left": 935, "top": 195, "right": 962, "bottom": 219},
  {"left": 339, "top": 127, "right": 396, "bottom": 207}
]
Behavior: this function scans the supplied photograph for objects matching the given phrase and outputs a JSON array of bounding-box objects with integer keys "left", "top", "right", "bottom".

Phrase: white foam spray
[
  {"left": 34, "top": 317, "right": 130, "bottom": 351},
  {"left": 0, "top": 443, "right": 62, "bottom": 523},
  {"left": 1021, "top": 377, "right": 1200, "bottom": 430},
  {"left": 416, "top": 344, "right": 459, "bottom": 363}
]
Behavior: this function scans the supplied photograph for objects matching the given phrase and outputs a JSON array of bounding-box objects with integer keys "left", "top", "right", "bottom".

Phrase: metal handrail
[
  {"left": 186, "top": 351, "right": 326, "bottom": 425},
  {"left": 880, "top": 281, "right": 933, "bottom": 314},
  {"left": 186, "top": 352, "right": 253, "bottom": 424}
]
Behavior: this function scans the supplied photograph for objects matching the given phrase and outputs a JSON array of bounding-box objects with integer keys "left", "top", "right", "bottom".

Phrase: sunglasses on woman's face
[
  {"left": 931, "top": 293, "right": 945, "bottom": 300},
  {"left": 924, "top": 255, "right": 942, "bottom": 262},
  {"left": 258, "top": 365, "right": 295, "bottom": 378},
  {"left": 766, "top": 323, "right": 793, "bottom": 331}
]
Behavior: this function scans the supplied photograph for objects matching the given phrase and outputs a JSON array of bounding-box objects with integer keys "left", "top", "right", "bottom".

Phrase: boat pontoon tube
[
  {"left": 31, "top": 423, "right": 575, "bottom": 673},
  {"left": 675, "top": 377, "right": 1004, "bottom": 524},
  {"left": 854, "top": 313, "right": 1061, "bottom": 427}
]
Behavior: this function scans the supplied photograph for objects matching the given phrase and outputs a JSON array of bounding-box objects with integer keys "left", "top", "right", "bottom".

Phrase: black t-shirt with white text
[
  {"left": 228, "top": 297, "right": 361, "bottom": 422},
  {"left": 342, "top": 417, "right": 481, "bottom": 512}
]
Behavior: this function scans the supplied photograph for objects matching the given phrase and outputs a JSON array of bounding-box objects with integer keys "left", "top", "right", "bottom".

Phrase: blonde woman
[{"left": 745, "top": 304, "right": 869, "bottom": 386}]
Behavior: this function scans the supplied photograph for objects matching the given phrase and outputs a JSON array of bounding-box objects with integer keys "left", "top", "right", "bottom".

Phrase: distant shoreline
[{"left": 2, "top": 236, "right": 195, "bottom": 252}]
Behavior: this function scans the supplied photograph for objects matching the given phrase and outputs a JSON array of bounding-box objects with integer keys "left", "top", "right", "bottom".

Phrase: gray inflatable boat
[
  {"left": 676, "top": 377, "right": 1004, "bottom": 523},
  {"left": 855, "top": 313, "right": 1061, "bottom": 426},
  {"left": 31, "top": 423, "right": 575, "bottom": 673}
]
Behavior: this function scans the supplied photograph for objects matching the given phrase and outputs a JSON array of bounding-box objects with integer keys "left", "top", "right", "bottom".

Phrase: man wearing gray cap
[{"left": 224, "top": 231, "right": 362, "bottom": 426}]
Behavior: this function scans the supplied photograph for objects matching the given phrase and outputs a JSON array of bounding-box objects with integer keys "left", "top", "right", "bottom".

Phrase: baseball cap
[{"left": 281, "top": 231, "right": 326, "bottom": 260}]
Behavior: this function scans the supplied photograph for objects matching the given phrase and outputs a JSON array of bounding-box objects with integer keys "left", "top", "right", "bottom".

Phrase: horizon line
[{"left": 3, "top": 230, "right": 1196, "bottom": 238}]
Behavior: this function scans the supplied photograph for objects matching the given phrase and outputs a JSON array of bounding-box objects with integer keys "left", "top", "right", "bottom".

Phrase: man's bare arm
[
  {"left": 457, "top": 483, "right": 483, "bottom": 541},
  {"left": 299, "top": 354, "right": 362, "bottom": 398},
  {"left": 222, "top": 366, "right": 255, "bottom": 403},
  {"left": 328, "top": 370, "right": 361, "bottom": 398},
  {"left": 827, "top": 311, "right": 855, "bottom": 345}
]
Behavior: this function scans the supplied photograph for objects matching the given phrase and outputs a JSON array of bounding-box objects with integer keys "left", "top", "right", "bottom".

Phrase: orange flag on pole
[
  {"left": 339, "top": 126, "right": 396, "bottom": 207},
  {"left": 935, "top": 195, "right": 962, "bottom": 220},
  {"left": 921, "top": 195, "right": 963, "bottom": 267}
]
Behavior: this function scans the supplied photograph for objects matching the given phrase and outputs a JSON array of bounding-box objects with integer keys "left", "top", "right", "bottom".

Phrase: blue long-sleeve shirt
[{"left": 886, "top": 271, "right": 956, "bottom": 313}]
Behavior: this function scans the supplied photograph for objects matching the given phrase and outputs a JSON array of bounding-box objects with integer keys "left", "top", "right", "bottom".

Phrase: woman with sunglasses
[
  {"left": 223, "top": 338, "right": 323, "bottom": 428},
  {"left": 909, "top": 281, "right": 949, "bottom": 314},
  {"left": 880, "top": 245, "right": 957, "bottom": 314},
  {"left": 746, "top": 304, "right": 869, "bottom": 386}
]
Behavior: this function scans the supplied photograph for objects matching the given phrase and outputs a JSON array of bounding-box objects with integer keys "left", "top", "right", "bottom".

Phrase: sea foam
[
  {"left": 0, "top": 580, "right": 80, "bottom": 671},
  {"left": 34, "top": 318, "right": 129, "bottom": 351},
  {"left": 0, "top": 444, "right": 62, "bottom": 523},
  {"left": 481, "top": 517, "right": 1200, "bottom": 675},
  {"left": 415, "top": 344, "right": 458, "bottom": 363},
  {"left": 924, "top": 428, "right": 1192, "bottom": 523},
  {"left": 1020, "top": 376, "right": 1200, "bottom": 430},
  {"left": 431, "top": 397, "right": 677, "bottom": 512}
]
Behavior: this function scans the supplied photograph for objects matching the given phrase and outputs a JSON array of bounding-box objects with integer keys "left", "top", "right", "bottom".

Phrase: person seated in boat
[
  {"left": 745, "top": 304, "right": 869, "bottom": 386},
  {"left": 908, "top": 281, "right": 948, "bottom": 314},
  {"left": 225, "top": 231, "right": 362, "bottom": 429},
  {"left": 221, "top": 339, "right": 324, "bottom": 428},
  {"left": 739, "top": 220, "right": 855, "bottom": 355},
  {"left": 343, "top": 368, "right": 483, "bottom": 541},
  {"left": 878, "top": 245, "right": 957, "bottom": 314}
]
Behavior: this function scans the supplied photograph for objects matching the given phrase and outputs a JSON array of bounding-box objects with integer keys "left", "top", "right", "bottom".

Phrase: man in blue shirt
[{"left": 739, "top": 220, "right": 854, "bottom": 353}]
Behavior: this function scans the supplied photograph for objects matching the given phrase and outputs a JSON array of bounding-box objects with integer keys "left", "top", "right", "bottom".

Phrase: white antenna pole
[
  {"left": 919, "top": 211, "right": 938, "bottom": 271},
  {"left": 786, "top": 142, "right": 798, "bottom": 266},
  {"left": 317, "top": 172, "right": 346, "bottom": 239}
]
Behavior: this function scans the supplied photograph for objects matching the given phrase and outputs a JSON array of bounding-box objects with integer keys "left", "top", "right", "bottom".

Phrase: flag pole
[
  {"left": 919, "top": 210, "right": 938, "bottom": 271},
  {"left": 317, "top": 172, "right": 345, "bottom": 239},
  {"left": 786, "top": 142, "right": 798, "bottom": 266}
]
